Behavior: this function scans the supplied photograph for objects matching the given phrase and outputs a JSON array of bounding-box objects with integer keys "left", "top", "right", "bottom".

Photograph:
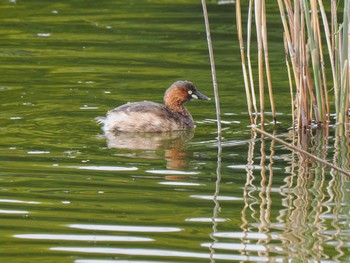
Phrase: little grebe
[{"left": 98, "top": 80, "right": 210, "bottom": 132}]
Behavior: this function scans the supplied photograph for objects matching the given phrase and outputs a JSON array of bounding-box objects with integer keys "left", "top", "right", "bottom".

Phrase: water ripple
[
  {"left": 68, "top": 224, "right": 182, "bottom": 233},
  {"left": 0, "top": 209, "right": 28, "bottom": 214},
  {"left": 51, "top": 247, "right": 273, "bottom": 261},
  {"left": 75, "top": 260, "right": 171, "bottom": 263},
  {"left": 14, "top": 234, "right": 153, "bottom": 242},
  {"left": 27, "top": 150, "right": 50, "bottom": 155},
  {"left": 0, "top": 199, "right": 40, "bottom": 204},
  {"left": 158, "top": 182, "right": 203, "bottom": 186},
  {"left": 214, "top": 231, "right": 273, "bottom": 240},
  {"left": 71, "top": 166, "right": 138, "bottom": 171},
  {"left": 146, "top": 170, "right": 199, "bottom": 175},
  {"left": 185, "top": 217, "right": 228, "bottom": 222},
  {"left": 190, "top": 195, "right": 243, "bottom": 201},
  {"left": 201, "top": 242, "right": 267, "bottom": 252}
]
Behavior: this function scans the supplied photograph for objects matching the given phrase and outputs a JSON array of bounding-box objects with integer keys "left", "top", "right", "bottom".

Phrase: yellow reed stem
[
  {"left": 261, "top": 0, "right": 276, "bottom": 123},
  {"left": 278, "top": 0, "right": 300, "bottom": 96},
  {"left": 284, "top": 34, "right": 295, "bottom": 126},
  {"left": 201, "top": 0, "right": 222, "bottom": 136},
  {"left": 247, "top": 0, "right": 257, "bottom": 115},
  {"left": 255, "top": 0, "right": 265, "bottom": 126},
  {"left": 318, "top": 0, "right": 334, "bottom": 120},
  {"left": 303, "top": 0, "right": 323, "bottom": 122},
  {"left": 236, "top": 0, "right": 254, "bottom": 124}
]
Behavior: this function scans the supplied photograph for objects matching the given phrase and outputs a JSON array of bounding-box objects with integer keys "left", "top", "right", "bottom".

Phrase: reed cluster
[
  {"left": 236, "top": 0, "right": 349, "bottom": 130},
  {"left": 236, "top": 0, "right": 276, "bottom": 125}
]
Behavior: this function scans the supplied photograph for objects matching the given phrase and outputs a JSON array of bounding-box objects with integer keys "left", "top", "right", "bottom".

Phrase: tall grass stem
[
  {"left": 236, "top": 0, "right": 254, "bottom": 124},
  {"left": 201, "top": 0, "right": 222, "bottom": 136}
]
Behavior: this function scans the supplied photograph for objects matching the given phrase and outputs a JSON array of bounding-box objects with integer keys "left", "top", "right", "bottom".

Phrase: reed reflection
[
  {"left": 209, "top": 136, "right": 222, "bottom": 263},
  {"left": 102, "top": 130, "right": 194, "bottom": 170},
  {"left": 238, "top": 127, "right": 349, "bottom": 261},
  {"left": 241, "top": 130, "right": 274, "bottom": 259},
  {"left": 329, "top": 124, "right": 349, "bottom": 261}
]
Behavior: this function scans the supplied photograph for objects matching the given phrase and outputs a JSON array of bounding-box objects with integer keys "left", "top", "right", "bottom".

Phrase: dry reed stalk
[
  {"left": 277, "top": 0, "right": 300, "bottom": 95},
  {"left": 293, "top": 0, "right": 301, "bottom": 128},
  {"left": 312, "top": 0, "right": 329, "bottom": 121},
  {"left": 331, "top": 1, "right": 337, "bottom": 51},
  {"left": 284, "top": 34, "right": 295, "bottom": 125},
  {"left": 303, "top": 0, "right": 324, "bottom": 123},
  {"left": 236, "top": 0, "right": 254, "bottom": 124},
  {"left": 340, "top": 64, "right": 349, "bottom": 124},
  {"left": 261, "top": 1, "right": 276, "bottom": 123},
  {"left": 286, "top": 0, "right": 295, "bottom": 34},
  {"left": 331, "top": 1, "right": 339, "bottom": 116},
  {"left": 278, "top": 0, "right": 350, "bottom": 128},
  {"left": 339, "top": 0, "right": 349, "bottom": 125},
  {"left": 317, "top": 0, "right": 332, "bottom": 120},
  {"left": 247, "top": 0, "right": 257, "bottom": 115},
  {"left": 293, "top": 0, "right": 299, "bottom": 69},
  {"left": 341, "top": 1, "right": 348, "bottom": 68},
  {"left": 201, "top": 0, "right": 222, "bottom": 136},
  {"left": 278, "top": 0, "right": 301, "bottom": 125},
  {"left": 326, "top": 0, "right": 350, "bottom": 126},
  {"left": 300, "top": 9, "right": 308, "bottom": 128},
  {"left": 253, "top": 126, "right": 350, "bottom": 177},
  {"left": 240, "top": 1, "right": 349, "bottom": 129},
  {"left": 347, "top": 0, "right": 350, "bottom": 125},
  {"left": 255, "top": 0, "right": 265, "bottom": 126}
]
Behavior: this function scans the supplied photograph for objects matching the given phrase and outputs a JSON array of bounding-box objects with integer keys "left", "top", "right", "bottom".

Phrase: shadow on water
[
  {"left": 208, "top": 125, "right": 349, "bottom": 261},
  {"left": 101, "top": 130, "right": 194, "bottom": 170}
]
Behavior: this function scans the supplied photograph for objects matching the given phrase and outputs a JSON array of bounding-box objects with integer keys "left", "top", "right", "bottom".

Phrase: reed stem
[
  {"left": 247, "top": 0, "right": 257, "bottom": 115},
  {"left": 261, "top": 1, "right": 276, "bottom": 123},
  {"left": 201, "top": 0, "right": 222, "bottom": 136},
  {"left": 237, "top": 1, "right": 349, "bottom": 130},
  {"left": 236, "top": 0, "right": 254, "bottom": 124},
  {"left": 255, "top": 0, "right": 265, "bottom": 126}
]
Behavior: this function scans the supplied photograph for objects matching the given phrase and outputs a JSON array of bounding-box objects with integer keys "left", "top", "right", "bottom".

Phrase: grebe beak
[{"left": 192, "top": 90, "right": 211, "bottom": 100}]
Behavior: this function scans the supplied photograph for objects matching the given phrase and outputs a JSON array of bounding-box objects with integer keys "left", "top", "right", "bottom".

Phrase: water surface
[{"left": 0, "top": 1, "right": 349, "bottom": 262}]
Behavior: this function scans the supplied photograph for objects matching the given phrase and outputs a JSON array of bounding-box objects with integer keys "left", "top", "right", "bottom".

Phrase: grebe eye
[{"left": 188, "top": 90, "right": 192, "bottom": 95}]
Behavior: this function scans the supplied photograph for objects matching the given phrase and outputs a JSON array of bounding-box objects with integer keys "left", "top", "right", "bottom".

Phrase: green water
[{"left": 1, "top": 1, "right": 349, "bottom": 262}]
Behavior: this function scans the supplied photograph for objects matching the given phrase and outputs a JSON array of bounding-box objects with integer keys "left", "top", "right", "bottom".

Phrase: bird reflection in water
[{"left": 102, "top": 130, "right": 194, "bottom": 171}]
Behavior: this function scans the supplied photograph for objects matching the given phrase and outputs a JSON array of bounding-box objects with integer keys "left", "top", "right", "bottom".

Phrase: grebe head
[{"left": 163, "top": 81, "right": 210, "bottom": 112}]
